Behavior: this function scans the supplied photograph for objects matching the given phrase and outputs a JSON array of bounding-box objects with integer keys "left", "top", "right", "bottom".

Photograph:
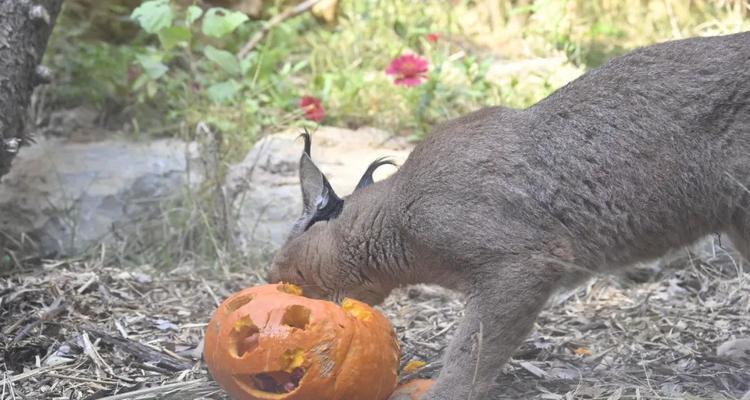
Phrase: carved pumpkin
[
  {"left": 204, "top": 283, "right": 400, "bottom": 400},
  {"left": 388, "top": 379, "right": 435, "bottom": 400}
]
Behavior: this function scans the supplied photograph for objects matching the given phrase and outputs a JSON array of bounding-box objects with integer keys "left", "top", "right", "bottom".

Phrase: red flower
[
  {"left": 385, "top": 54, "right": 429, "bottom": 86},
  {"left": 299, "top": 96, "right": 325, "bottom": 122},
  {"left": 426, "top": 33, "right": 440, "bottom": 43}
]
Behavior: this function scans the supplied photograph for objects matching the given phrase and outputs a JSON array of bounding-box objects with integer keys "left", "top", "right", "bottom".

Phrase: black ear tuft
[
  {"left": 355, "top": 157, "right": 397, "bottom": 191},
  {"left": 298, "top": 128, "right": 312, "bottom": 157}
]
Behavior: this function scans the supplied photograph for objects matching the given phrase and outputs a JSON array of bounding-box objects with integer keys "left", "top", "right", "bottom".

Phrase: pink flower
[
  {"left": 426, "top": 33, "right": 440, "bottom": 43},
  {"left": 299, "top": 96, "right": 325, "bottom": 122},
  {"left": 385, "top": 54, "right": 429, "bottom": 86}
]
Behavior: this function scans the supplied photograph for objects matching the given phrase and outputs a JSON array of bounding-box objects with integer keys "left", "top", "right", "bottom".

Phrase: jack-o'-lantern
[{"left": 204, "top": 283, "right": 400, "bottom": 400}]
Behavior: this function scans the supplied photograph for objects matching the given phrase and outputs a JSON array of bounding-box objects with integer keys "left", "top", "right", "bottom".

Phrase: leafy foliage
[
  {"left": 131, "top": 0, "right": 173, "bottom": 33},
  {"left": 201, "top": 7, "right": 249, "bottom": 38},
  {"left": 45, "top": 0, "right": 750, "bottom": 148}
]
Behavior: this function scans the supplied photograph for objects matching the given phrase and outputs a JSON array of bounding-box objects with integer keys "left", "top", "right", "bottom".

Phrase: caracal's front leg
[{"left": 422, "top": 263, "right": 559, "bottom": 400}]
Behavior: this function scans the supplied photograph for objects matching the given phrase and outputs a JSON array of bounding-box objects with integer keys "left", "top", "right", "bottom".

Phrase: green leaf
[
  {"left": 321, "top": 73, "right": 334, "bottom": 99},
  {"left": 187, "top": 5, "right": 204, "bottom": 24},
  {"left": 240, "top": 53, "right": 255, "bottom": 75},
  {"left": 136, "top": 54, "right": 168, "bottom": 79},
  {"left": 279, "top": 61, "right": 292, "bottom": 76},
  {"left": 244, "top": 98, "right": 260, "bottom": 113},
  {"left": 158, "top": 26, "right": 192, "bottom": 50},
  {"left": 393, "top": 20, "right": 407, "bottom": 39},
  {"left": 202, "top": 8, "right": 248, "bottom": 38},
  {"left": 203, "top": 45, "right": 241, "bottom": 76},
  {"left": 146, "top": 80, "right": 159, "bottom": 97},
  {"left": 291, "top": 59, "right": 308, "bottom": 74},
  {"left": 132, "top": 73, "right": 151, "bottom": 90},
  {"left": 131, "top": 0, "right": 173, "bottom": 34},
  {"left": 207, "top": 80, "right": 240, "bottom": 103}
]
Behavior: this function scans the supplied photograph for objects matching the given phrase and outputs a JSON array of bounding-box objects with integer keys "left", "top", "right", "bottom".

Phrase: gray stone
[
  {"left": 0, "top": 137, "right": 202, "bottom": 255},
  {"left": 225, "top": 126, "right": 413, "bottom": 261}
]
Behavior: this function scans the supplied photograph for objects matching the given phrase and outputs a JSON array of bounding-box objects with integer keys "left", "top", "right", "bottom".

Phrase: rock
[
  {"left": 42, "top": 106, "right": 101, "bottom": 141},
  {"left": 225, "top": 126, "right": 413, "bottom": 261},
  {"left": 0, "top": 137, "right": 202, "bottom": 256}
]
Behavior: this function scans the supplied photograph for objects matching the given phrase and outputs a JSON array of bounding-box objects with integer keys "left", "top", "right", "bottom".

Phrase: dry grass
[{"left": 1, "top": 237, "right": 748, "bottom": 399}]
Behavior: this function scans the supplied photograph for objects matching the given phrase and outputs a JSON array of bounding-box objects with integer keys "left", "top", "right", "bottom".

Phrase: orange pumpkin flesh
[
  {"left": 387, "top": 379, "right": 435, "bottom": 400},
  {"left": 204, "top": 283, "right": 400, "bottom": 400}
]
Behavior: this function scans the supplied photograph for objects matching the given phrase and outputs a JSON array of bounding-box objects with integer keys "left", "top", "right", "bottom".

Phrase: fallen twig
[
  {"left": 12, "top": 296, "right": 66, "bottom": 343},
  {"left": 92, "top": 379, "right": 205, "bottom": 400},
  {"left": 85, "top": 327, "right": 192, "bottom": 372},
  {"left": 0, "top": 365, "right": 69, "bottom": 385}
]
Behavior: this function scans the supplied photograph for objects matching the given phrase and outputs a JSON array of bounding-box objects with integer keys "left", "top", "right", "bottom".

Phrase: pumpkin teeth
[
  {"left": 277, "top": 283, "right": 304, "bottom": 296},
  {"left": 282, "top": 348, "right": 305, "bottom": 372},
  {"left": 341, "top": 298, "right": 373, "bottom": 321}
]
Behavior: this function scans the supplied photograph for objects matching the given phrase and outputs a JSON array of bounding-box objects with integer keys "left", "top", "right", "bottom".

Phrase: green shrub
[{"left": 45, "top": 0, "right": 750, "bottom": 146}]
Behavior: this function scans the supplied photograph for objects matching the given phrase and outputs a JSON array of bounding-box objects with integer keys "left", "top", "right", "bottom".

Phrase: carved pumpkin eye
[{"left": 204, "top": 283, "right": 401, "bottom": 399}]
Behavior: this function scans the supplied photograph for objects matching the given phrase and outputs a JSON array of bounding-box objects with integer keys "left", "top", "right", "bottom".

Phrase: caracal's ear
[{"left": 288, "top": 130, "right": 344, "bottom": 239}]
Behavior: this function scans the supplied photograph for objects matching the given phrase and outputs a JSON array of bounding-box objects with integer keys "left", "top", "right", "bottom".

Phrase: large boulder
[
  {"left": 225, "top": 126, "right": 413, "bottom": 261},
  {"left": 0, "top": 137, "right": 202, "bottom": 256}
]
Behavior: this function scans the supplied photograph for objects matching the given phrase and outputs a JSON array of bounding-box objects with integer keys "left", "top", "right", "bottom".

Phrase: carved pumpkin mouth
[{"left": 234, "top": 368, "right": 306, "bottom": 398}]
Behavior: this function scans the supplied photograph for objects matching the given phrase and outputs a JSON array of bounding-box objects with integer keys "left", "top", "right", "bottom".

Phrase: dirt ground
[{"left": 1, "top": 237, "right": 749, "bottom": 400}]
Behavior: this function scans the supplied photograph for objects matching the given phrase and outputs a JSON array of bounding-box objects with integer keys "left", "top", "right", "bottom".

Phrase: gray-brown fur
[{"left": 267, "top": 31, "right": 750, "bottom": 399}]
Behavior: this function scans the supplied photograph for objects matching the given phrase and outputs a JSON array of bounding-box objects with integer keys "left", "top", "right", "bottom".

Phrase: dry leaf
[
  {"left": 311, "top": 0, "right": 339, "bottom": 24},
  {"left": 574, "top": 347, "right": 592, "bottom": 356}
]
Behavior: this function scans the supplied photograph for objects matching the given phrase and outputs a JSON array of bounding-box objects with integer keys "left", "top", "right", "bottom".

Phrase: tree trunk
[{"left": 0, "top": 0, "right": 64, "bottom": 179}]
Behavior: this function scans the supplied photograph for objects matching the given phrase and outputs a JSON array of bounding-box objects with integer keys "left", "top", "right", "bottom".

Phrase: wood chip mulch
[{"left": 1, "top": 238, "right": 749, "bottom": 399}]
